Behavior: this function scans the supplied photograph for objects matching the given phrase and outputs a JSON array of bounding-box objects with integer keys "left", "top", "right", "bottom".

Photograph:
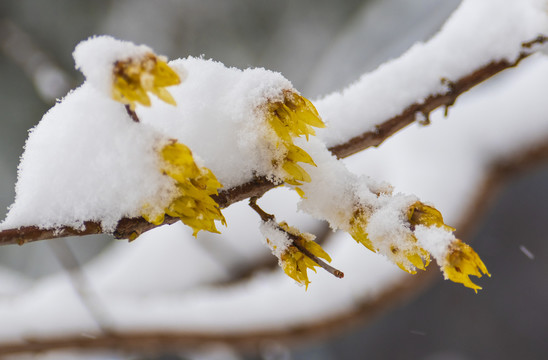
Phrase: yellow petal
[
  {"left": 286, "top": 144, "right": 316, "bottom": 166},
  {"left": 442, "top": 239, "right": 490, "bottom": 292},
  {"left": 409, "top": 201, "right": 455, "bottom": 232},
  {"left": 295, "top": 187, "right": 306, "bottom": 198},
  {"left": 282, "top": 161, "right": 311, "bottom": 183},
  {"left": 152, "top": 86, "right": 177, "bottom": 106}
]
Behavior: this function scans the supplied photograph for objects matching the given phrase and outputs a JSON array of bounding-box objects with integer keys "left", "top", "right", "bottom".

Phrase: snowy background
[{"left": 1, "top": 0, "right": 547, "bottom": 359}]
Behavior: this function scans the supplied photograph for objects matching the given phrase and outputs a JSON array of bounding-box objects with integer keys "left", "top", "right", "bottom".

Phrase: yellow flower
[
  {"left": 112, "top": 53, "right": 181, "bottom": 110},
  {"left": 348, "top": 208, "right": 375, "bottom": 252},
  {"left": 349, "top": 206, "right": 430, "bottom": 274},
  {"left": 276, "top": 222, "right": 332, "bottom": 289},
  {"left": 408, "top": 201, "right": 455, "bottom": 232},
  {"left": 442, "top": 239, "right": 490, "bottom": 292},
  {"left": 143, "top": 140, "right": 226, "bottom": 236},
  {"left": 266, "top": 91, "right": 325, "bottom": 191}
]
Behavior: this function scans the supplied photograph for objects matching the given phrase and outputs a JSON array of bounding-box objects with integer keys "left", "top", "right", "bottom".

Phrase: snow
[
  {"left": 364, "top": 193, "right": 417, "bottom": 252},
  {"left": 1, "top": 39, "right": 296, "bottom": 231},
  {"left": 1, "top": 0, "right": 548, "bottom": 346},
  {"left": 73, "top": 35, "right": 156, "bottom": 96},
  {"left": 259, "top": 220, "right": 292, "bottom": 260},
  {"left": 314, "top": 0, "right": 548, "bottom": 148},
  {"left": 137, "top": 56, "right": 294, "bottom": 188},
  {"left": 1, "top": 84, "right": 174, "bottom": 232},
  {"left": 519, "top": 245, "right": 535, "bottom": 260},
  {"left": 414, "top": 225, "right": 454, "bottom": 262}
]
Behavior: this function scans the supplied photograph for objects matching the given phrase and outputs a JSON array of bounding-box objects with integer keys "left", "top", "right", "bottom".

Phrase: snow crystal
[{"left": 519, "top": 245, "right": 535, "bottom": 260}]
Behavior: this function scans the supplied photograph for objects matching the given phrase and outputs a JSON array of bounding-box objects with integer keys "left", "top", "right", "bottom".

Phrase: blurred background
[{"left": 1, "top": 0, "right": 547, "bottom": 359}]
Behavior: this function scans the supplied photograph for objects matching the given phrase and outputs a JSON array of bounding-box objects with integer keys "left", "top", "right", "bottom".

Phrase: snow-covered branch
[{"left": 0, "top": 35, "right": 545, "bottom": 247}]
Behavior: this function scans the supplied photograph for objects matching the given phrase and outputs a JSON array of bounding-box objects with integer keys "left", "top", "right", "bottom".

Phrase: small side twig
[
  {"left": 125, "top": 105, "right": 140, "bottom": 123},
  {"left": 290, "top": 234, "right": 344, "bottom": 279},
  {"left": 248, "top": 197, "right": 274, "bottom": 222},
  {"left": 248, "top": 197, "right": 344, "bottom": 279}
]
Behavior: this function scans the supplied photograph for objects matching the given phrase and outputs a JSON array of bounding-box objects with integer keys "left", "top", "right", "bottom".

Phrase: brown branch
[{"left": 0, "top": 36, "right": 546, "bottom": 247}]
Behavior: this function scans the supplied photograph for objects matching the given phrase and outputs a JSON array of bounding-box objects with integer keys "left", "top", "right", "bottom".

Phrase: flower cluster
[
  {"left": 272, "top": 222, "right": 333, "bottom": 289},
  {"left": 142, "top": 140, "right": 226, "bottom": 236},
  {"left": 344, "top": 197, "right": 489, "bottom": 290},
  {"left": 112, "top": 52, "right": 181, "bottom": 110},
  {"left": 348, "top": 206, "right": 431, "bottom": 274},
  {"left": 107, "top": 48, "right": 225, "bottom": 237},
  {"left": 265, "top": 91, "right": 325, "bottom": 194},
  {"left": 101, "top": 37, "right": 489, "bottom": 292}
]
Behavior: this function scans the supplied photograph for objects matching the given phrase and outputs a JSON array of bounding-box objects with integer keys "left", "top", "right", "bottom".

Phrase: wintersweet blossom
[
  {"left": 442, "top": 239, "right": 490, "bottom": 292},
  {"left": 142, "top": 140, "right": 226, "bottom": 236},
  {"left": 266, "top": 91, "right": 325, "bottom": 191},
  {"left": 112, "top": 52, "right": 181, "bottom": 110},
  {"left": 275, "top": 222, "right": 332, "bottom": 289},
  {"left": 348, "top": 206, "right": 431, "bottom": 274},
  {"left": 408, "top": 201, "right": 455, "bottom": 232}
]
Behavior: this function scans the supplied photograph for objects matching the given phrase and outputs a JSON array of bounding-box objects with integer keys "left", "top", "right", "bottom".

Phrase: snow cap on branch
[{"left": 0, "top": 36, "right": 308, "bottom": 232}]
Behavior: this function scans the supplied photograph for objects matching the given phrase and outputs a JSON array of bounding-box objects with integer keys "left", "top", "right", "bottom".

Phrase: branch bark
[{"left": 0, "top": 36, "right": 546, "bottom": 247}]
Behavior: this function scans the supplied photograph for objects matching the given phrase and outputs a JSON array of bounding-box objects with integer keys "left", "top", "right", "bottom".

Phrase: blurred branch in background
[
  {"left": 0, "top": 19, "right": 73, "bottom": 103},
  {"left": 48, "top": 239, "right": 115, "bottom": 335}
]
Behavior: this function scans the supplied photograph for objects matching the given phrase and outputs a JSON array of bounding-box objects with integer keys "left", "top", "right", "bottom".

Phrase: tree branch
[{"left": 0, "top": 36, "right": 546, "bottom": 246}]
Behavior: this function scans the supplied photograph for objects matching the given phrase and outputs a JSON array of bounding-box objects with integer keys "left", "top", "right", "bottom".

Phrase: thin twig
[
  {"left": 125, "top": 104, "right": 140, "bottom": 123},
  {"left": 248, "top": 197, "right": 274, "bottom": 222},
  {"left": 289, "top": 234, "right": 344, "bottom": 279}
]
